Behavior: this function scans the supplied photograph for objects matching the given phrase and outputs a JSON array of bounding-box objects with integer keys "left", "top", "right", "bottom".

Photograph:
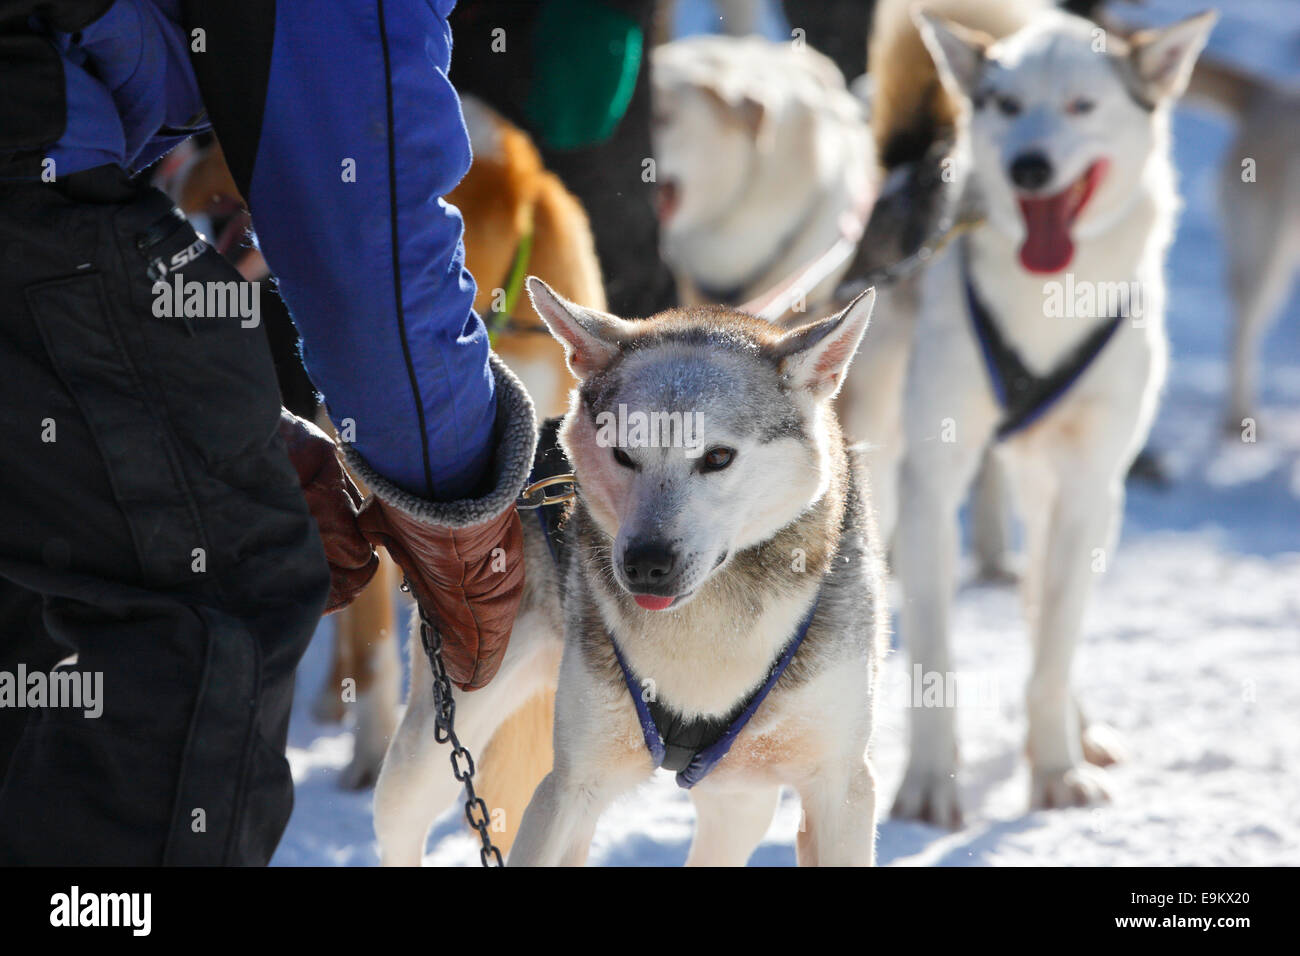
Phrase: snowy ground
[{"left": 272, "top": 0, "right": 1300, "bottom": 866}]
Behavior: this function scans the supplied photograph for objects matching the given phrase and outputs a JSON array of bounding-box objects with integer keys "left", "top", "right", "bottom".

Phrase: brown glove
[
  {"left": 344, "top": 355, "right": 538, "bottom": 691},
  {"left": 279, "top": 410, "right": 380, "bottom": 614},
  {"left": 357, "top": 499, "right": 524, "bottom": 690}
]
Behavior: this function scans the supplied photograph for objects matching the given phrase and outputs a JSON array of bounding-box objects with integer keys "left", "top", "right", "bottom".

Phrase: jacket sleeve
[{"left": 181, "top": 0, "right": 496, "bottom": 502}]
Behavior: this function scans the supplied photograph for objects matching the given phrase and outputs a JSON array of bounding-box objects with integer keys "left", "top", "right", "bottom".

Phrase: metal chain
[
  {"left": 407, "top": 585, "right": 503, "bottom": 867},
  {"left": 395, "top": 478, "right": 577, "bottom": 866}
]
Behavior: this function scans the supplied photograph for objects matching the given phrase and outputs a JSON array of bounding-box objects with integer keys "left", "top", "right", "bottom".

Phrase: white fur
[
  {"left": 651, "top": 35, "right": 875, "bottom": 308},
  {"left": 373, "top": 284, "right": 885, "bottom": 867},
  {"left": 883, "top": 8, "right": 1214, "bottom": 824},
  {"left": 505, "top": 281, "right": 884, "bottom": 866}
]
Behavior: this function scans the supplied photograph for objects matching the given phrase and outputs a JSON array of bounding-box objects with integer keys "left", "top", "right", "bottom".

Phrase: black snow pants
[{"left": 0, "top": 166, "right": 330, "bottom": 865}]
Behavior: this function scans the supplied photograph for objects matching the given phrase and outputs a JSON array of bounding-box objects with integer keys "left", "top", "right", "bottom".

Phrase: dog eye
[
  {"left": 996, "top": 95, "right": 1022, "bottom": 117},
  {"left": 700, "top": 447, "right": 735, "bottom": 472},
  {"left": 1065, "top": 97, "right": 1095, "bottom": 115},
  {"left": 612, "top": 447, "right": 636, "bottom": 469}
]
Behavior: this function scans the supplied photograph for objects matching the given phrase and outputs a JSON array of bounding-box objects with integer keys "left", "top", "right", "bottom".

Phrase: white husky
[
  {"left": 651, "top": 35, "right": 875, "bottom": 313},
  {"left": 376, "top": 278, "right": 887, "bottom": 866},
  {"left": 883, "top": 3, "right": 1215, "bottom": 826}
]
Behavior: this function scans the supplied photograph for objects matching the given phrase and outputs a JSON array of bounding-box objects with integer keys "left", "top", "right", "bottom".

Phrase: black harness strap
[
  {"left": 649, "top": 696, "right": 732, "bottom": 774},
  {"left": 963, "top": 246, "right": 1125, "bottom": 440},
  {"left": 531, "top": 417, "right": 572, "bottom": 567}
]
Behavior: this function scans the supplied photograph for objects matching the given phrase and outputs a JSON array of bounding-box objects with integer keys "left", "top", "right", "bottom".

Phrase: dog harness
[
  {"left": 527, "top": 419, "right": 818, "bottom": 789},
  {"left": 962, "top": 247, "right": 1124, "bottom": 440},
  {"left": 611, "top": 599, "right": 817, "bottom": 789}
]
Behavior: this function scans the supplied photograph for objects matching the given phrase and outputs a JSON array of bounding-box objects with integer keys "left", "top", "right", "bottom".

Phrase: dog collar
[
  {"left": 962, "top": 242, "right": 1124, "bottom": 440},
  {"left": 484, "top": 228, "right": 535, "bottom": 346}
]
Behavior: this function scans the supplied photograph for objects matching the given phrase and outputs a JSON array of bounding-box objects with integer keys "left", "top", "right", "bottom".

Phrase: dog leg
[
  {"left": 311, "top": 622, "right": 352, "bottom": 724},
  {"left": 1025, "top": 486, "right": 1128, "bottom": 770},
  {"left": 1078, "top": 697, "right": 1128, "bottom": 768},
  {"left": 372, "top": 657, "right": 464, "bottom": 866},
  {"left": 509, "top": 645, "right": 651, "bottom": 867},
  {"left": 969, "top": 447, "right": 1018, "bottom": 584},
  {"left": 891, "top": 253, "right": 999, "bottom": 827},
  {"left": 892, "top": 433, "right": 988, "bottom": 828},
  {"left": 798, "top": 758, "right": 878, "bottom": 866},
  {"left": 508, "top": 770, "right": 625, "bottom": 867},
  {"left": 1024, "top": 471, "right": 1120, "bottom": 810},
  {"left": 839, "top": 278, "right": 917, "bottom": 550},
  {"left": 685, "top": 785, "right": 779, "bottom": 867},
  {"left": 373, "top": 620, "right": 551, "bottom": 865},
  {"left": 340, "top": 618, "right": 400, "bottom": 790},
  {"left": 340, "top": 557, "right": 399, "bottom": 790},
  {"left": 1221, "top": 139, "right": 1296, "bottom": 433}
]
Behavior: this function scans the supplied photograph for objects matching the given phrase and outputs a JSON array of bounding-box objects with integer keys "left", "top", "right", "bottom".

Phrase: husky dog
[
  {"left": 375, "top": 277, "right": 886, "bottom": 866},
  {"left": 651, "top": 35, "right": 876, "bottom": 314},
  {"left": 877, "top": 3, "right": 1214, "bottom": 826},
  {"left": 1184, "top": 57, "right": 1300, "bottom": 433}
]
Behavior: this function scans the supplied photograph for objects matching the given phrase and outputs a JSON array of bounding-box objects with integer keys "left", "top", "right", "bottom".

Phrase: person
[{"left": 0, "top": 0, "right": 535, "bottom": 864}]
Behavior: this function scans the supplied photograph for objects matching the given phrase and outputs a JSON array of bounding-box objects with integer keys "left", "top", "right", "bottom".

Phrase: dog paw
[
  {"left": 1080, "top": 722, "right": 1128, "bottom": 767},
  {"left": 972, "top": 561, "right": 1019, "bottom": 587},
  {"left": 1030, "top": 763, "right": 1112, "bottom": 810},
  {"left": 339, "top": 745, "right": 384, "bottom": 790},
  {"left": 892, "top": 765, "right": 963, "bottom": 829},
  {"left": 1222, "top": 412, "right": 1258, "bottom": 441},
  {"left": 311, "top": 687, "right": 347, "bottom": 724}
]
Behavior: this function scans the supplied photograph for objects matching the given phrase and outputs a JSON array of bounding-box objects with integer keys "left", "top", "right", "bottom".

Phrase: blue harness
[
  {"left": 963, "top": 249, "right": 1124, "bottom": 440},
  {"left": 610, "top": 597, "right": 817, "bottom": 789},
  {"left": 529, "top": 419, "right": 817, "bottom": 788}
]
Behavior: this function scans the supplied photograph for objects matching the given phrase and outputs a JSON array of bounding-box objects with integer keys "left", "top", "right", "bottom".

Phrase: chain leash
[
  {"left": 397, "top": 476, "right": 578, "bottom": 866},
  {"left": 405, "top": 583, "right": 504, "bottom": 867}
]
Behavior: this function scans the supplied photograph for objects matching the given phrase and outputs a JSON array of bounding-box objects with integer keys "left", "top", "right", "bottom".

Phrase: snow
[{"left": 271, "top": 0, "right": 1299, "bottom": 867}]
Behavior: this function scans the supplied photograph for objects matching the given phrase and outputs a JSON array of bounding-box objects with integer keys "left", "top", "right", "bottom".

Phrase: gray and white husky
[{"left": 375, "top": 278, "right": 886, "bottom": 866}]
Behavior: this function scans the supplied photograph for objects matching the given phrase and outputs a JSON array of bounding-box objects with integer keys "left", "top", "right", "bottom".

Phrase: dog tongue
[
  {"left": 1018, "top": 192, "right": 1075, "bottom": 273},
  {"left": 634, "top": 595, "right": 675, "bottom": 611}
]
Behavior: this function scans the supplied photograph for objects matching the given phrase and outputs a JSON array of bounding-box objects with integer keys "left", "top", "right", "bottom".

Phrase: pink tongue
[
  {"left": 634, "top": 595, "right": 675, "bottom": 611},
  {"left": 1018, "top": 194, "right": 1075, "bottom": 274}
]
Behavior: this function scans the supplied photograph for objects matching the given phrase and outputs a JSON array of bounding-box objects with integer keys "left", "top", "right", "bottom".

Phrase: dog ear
[
  {"left": 526, "top": 276, "right": 632, "bottom": 380},
  {"left": 700, "top": 84, "right": 773, "bottom": 152},
  {"left": 915, "top": 10, "right": 991, "bottom": 100},
  {"left": 1124, "top": 10, "right": 1217, "bottom": 105},
  {"left": 772, "top": 287, "right": 876, "bottom": 400}
]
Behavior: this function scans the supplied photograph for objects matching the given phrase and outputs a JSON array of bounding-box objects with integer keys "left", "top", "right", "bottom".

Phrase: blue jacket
[{"left": 41, "top": 0, "right": 495, "bottom": 501}]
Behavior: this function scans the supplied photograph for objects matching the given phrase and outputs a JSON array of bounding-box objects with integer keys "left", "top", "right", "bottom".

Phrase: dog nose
[
  {"left": 623, "top": 543, "right": 677, "bottom": 585},
  {"left": 1009, "top": 152, "right": 1053, "bottom": 190}
]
